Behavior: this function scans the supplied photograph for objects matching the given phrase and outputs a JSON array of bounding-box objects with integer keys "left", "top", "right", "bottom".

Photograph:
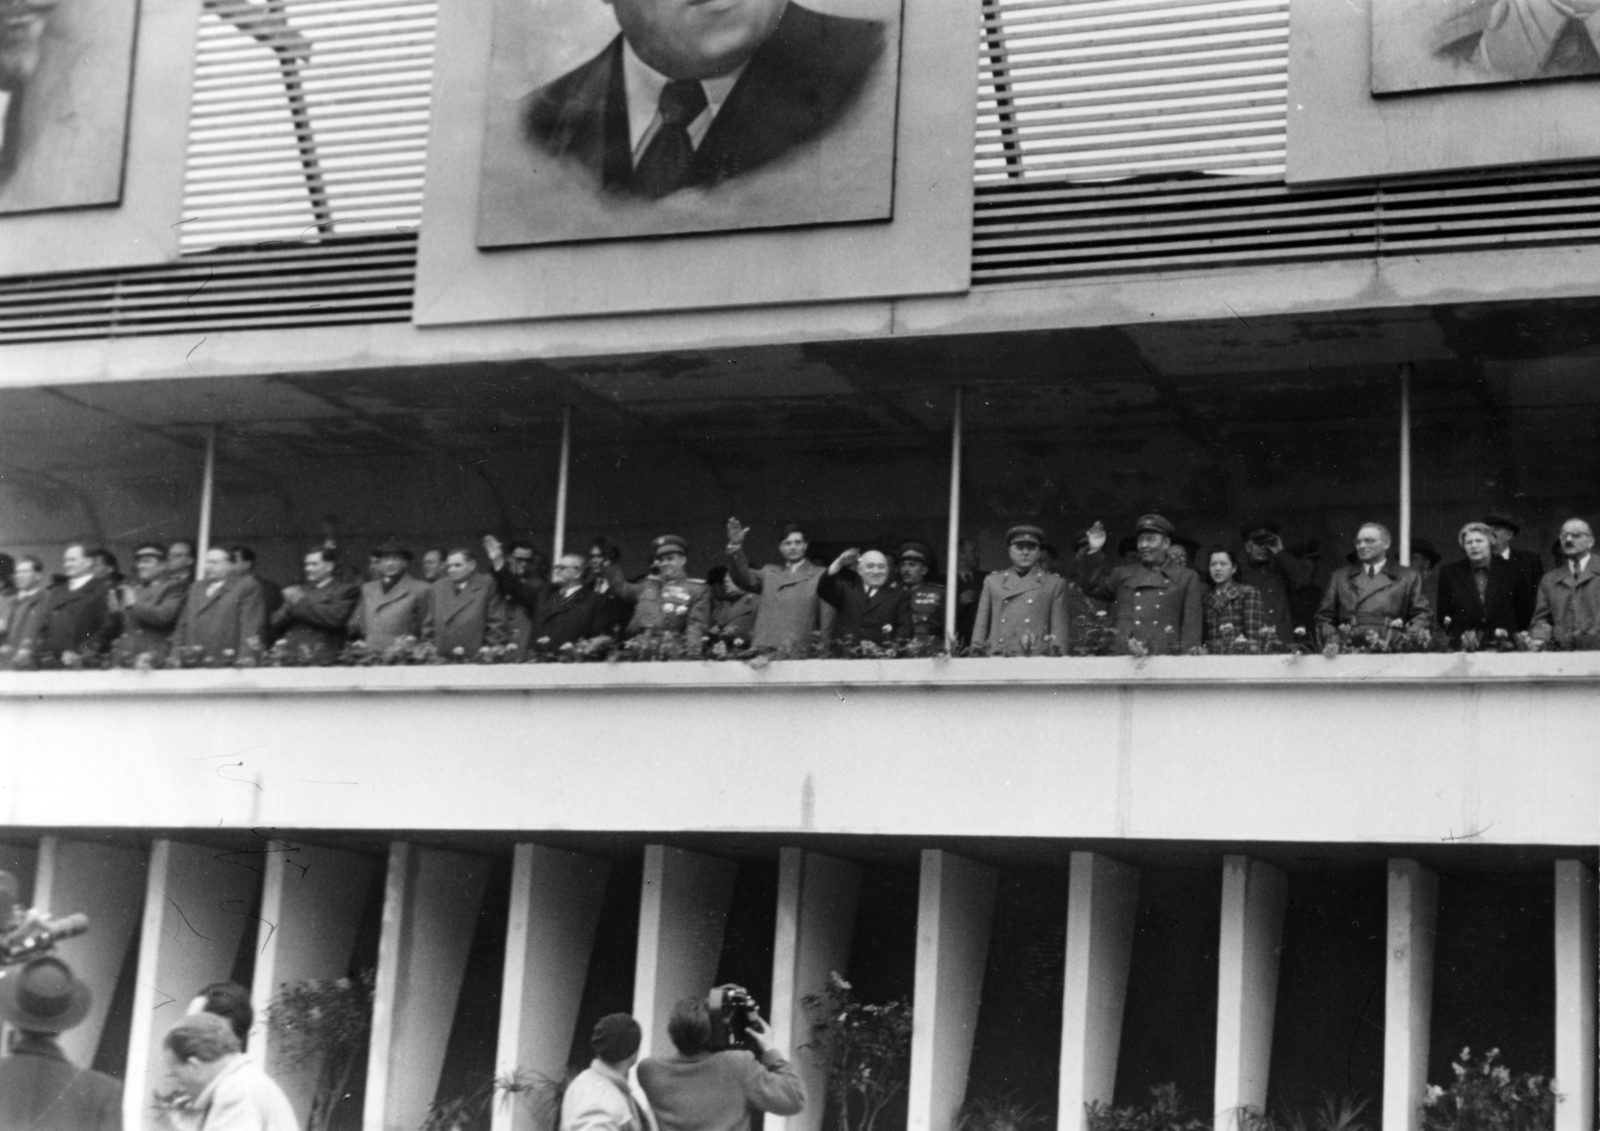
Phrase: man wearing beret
[
  {"left": 1081, "top": 514, "right": 1204, "bottom": 655},
  {"left": 898, "top": 542, "right": 947, "bottom": 644},
  {"left": 970, "top": 525, "right": 1072, "bottom": 654},
  {"left": 0, "top": 956, "right": 122, "bottom": 1130},
  {"left": 606, "top": 535, "right": 711, "bottom": 653},
  {"left": 562, "top": 1013, "right": 650, "bottom": 1131}
]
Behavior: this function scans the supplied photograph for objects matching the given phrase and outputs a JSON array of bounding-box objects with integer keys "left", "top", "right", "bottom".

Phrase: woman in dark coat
[
  {"left": 1435, "top": 521, "right": 1520, "bottom": 647},
  {"left": 818, "top": 548, "right": 912, "bottom": 648}
]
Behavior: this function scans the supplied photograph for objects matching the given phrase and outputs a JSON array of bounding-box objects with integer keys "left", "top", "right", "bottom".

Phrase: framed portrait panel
[
  {"left": 0, "top": 0, "right": 200, "bottom": 274},
  {"left": 477, "top": 0, "right": 904, "bottom": 247},
  {"left": 414, "top": 0, "right": 976, "bottom": 325},
  {"left": 1371, "top": 0, "right": 1600, "bottom": 95}
]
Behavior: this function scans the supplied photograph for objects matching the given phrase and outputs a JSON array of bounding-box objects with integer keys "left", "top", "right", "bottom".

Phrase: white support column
[
  {"left": 632, "top": 845, "right": 738, "bottom": 1059},
  {"left": 1383, "top": 859, "right": 1438, "bottom": 1131},
  {"left": 1398, "top": 363, "right": 1412, "bottom": 567},
  {"left": 1553, "top": 861, "right": 1596, "bottom": 1131},
  {"left": 1059, "top": 852, "right": 1140, "bottom": 1131},
  {"left": 908, "top": 849, "right": 998, "bottom": 1131},
  {"left": 1214, "top": 856, "right": 1289, "bottom": 1131},
  {"left": 492, "top": 844, "right": 611, "bottom": 1131},
  {"left": 253, "top": 841, "right": 379, "bottom": 1127},
  {"left": 553, "top": 405, "right": 573, "bottom": 561},
  {"left": 365, "top": 842, "right": 491, "bottom": 1131},
  {"left": 198, "top": 424, "right": 218, "bottom": 559},
  {"left": 126, "top": 839, "right": 262, "bottom": 1131},
  {"left": 769, "top": 848, "right": 864, "bottom": 1131},
  {"left": 34, "top": 837, "right": 147, "bottom": 1068},
  {"left": 943, "top": 386, "right": 964, "bottom": 650}
]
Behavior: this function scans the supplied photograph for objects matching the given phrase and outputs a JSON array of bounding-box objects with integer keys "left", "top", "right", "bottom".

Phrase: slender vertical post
[
  {"left": 1398, "top": 364, "right": 1412, "bottom": 567},
  {"left": 553, "top": 405, "right": 572, "bottom": 561},
  {"left": 197, "top": 424, "right": 218, "bottom": 558},
  {"left": 944, "top": 388, "right": 964, "bottom": 650}
]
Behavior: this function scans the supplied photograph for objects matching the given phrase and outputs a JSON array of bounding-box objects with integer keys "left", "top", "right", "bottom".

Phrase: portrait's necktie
[{"left": 634, "top": 79, "right": 708, "bottom": 199}]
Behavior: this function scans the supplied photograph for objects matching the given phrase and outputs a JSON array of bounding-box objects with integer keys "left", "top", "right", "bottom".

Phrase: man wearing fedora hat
[
  {"left": 0, "top": 956, "right": 122, "bottom": 1130},
  {"left": 970, "top": 525, "right": 1073, "bottom": 654},
  {"left": 1081, "top": 515, "right": 1203, "bottom": 655},
  {"left": 350, "top": 538, "right": 433, "bottom": 652},
  {"left": 1483, "top": 511, "right": 1545, "bottom": 630}
]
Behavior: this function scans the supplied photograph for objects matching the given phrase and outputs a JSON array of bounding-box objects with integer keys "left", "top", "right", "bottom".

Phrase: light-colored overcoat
[
  {"left": 1530, "top": 556, "right": 1600, "bottom": 645},
  {"left": 1314, "top": 559, "right": 1432, "bottom": 642},
  {"left": 970, "top": 567, "right": 1071, "bottom": 654},
  {"left": 171, "top": 576, "right": 267, "bottom": 661},
  {"left": 723, "top": 550, "right": 826, "bottom": 652},
  {"left": 351, "top": 575, "right": 432, "bottom": 651}
]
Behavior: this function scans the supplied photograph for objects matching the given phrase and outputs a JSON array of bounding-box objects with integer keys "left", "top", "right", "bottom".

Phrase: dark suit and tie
[
  {"left": 491, "top": 564, "right": 610, "bottom": 654},
  {"left": 523, "top": 2, "right": 886, "bottom": 198},
  {"left": 818, "top": 568, "right": 913, "bottom": 646}
]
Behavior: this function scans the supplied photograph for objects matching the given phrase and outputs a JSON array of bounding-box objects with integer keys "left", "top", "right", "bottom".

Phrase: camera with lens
[
  {"left": 706, "top": 983, "right": 761, "bottom": 1052},
  {"left": 0, "top": 870, "right": 90, "bottom": 967}
]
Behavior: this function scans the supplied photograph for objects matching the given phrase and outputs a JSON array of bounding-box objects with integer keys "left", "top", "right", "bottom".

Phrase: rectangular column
[
  {"left": 769, "top": 848, "right": 864, "bottom": 1131},
  {"left": 365, "top": 842, "right": 490, "bottom": 1131},
  {"left": 1214, "top": 856, "right": 1289, "bottom": 1131},
  {"left": 0, "top": 841, "right": 37, "bottom": 903},
  {"left": 1382, "top": 859, "right": 1438, "bottom": 1131},
  {"left": 632, "top": 845, "right": 738, "bottom": 1058},
  {"left": 493, "top": 844, "right": 611, "bottom": 1131},
  {"left": 253, "top": 840, "right": 379, "bottom": 1128},
  {"left": 1059, "top": 851, "right": 1140, "bottom": 1131},
  {"left": 34, "top": 836, "right": 147, "bottom": 1069},
  {"left": 908, "top": 849, "right": 998, "bottom": 1131},
  {"left": 125, "top": 839, "right": 261, "bottom": 1131},
  {"left": 1553, "top": 861, "right": 1596, "bottom": 1131}
]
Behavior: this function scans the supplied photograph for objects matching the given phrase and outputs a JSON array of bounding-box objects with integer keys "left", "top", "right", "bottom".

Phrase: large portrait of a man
[
  {"left": 0, "top": 0, "right": 139, "bottom": 214},
  {"left": 476, "top": 0, "right": 903, "bottom": 248},
  {"left": 1373, "top": 0, "right": 1600, "bottom": 94}
]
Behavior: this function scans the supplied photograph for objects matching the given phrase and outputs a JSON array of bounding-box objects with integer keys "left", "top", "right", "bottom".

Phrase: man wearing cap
[
  {"left": 350, "top": 538, "right": 433, "bottom": 652},
  {"left": 898, "top": 542, "right": 946, "bottom": 644},
  {"left": 112, "top": 542, "right": 187, "bottom": 663},
  {"left": 1235, "top": 521, "right": 1315, "bottom": 644},
  {"left": 424, "top": 547, "right": 509, "bottom": 658},
  {"left": 161, "top": 1012, "right": 297, "bottom": 1131},
  {"left": 271, "top": 547, "right": 361, "bottom": 662},
  {"left": 1483, "top": 512, "right": 1545, "bottom": 630},
  {"left": 0, "top": 956, "right": 122, "bottom": 1130},
  {"left": 562, "top": 1014, "right": 651, "bottom": 1131},
  {"left": 1315, "top": 522, "right": 1432, "bottom": 644},
  {"left": 485, "top": 535, "right": 610, "bottom": 654},
  {"left": 722, "top": 519, "right": 827, "bottom": 654},
  {"left": 607, "top": 535, "right": 711, "bottom": 653},
  {"left": 1081, "top": 515, "right": 1204, "bottom": 655},
  {"left": 1529, "top": 517, "right": 1600, "bottom": 648},
  {"left": 970, "top": 525, "right": 1073, "bottom": 655}
]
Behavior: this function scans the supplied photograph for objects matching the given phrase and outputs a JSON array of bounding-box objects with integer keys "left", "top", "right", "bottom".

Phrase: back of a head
[
  {"left": 666, "top": 996, "right": 714, "bottom": 1056},
  {"left": 165, "top": 1011, "right": 242, "bottom": 1063},
  {"left": 192, "top": 980, "right": 254, "bottom": 1048}
]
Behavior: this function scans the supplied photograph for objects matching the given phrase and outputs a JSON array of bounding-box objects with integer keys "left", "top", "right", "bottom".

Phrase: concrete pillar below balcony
[
  {"left": 1382, "top": 859, "right": 1438, "bottom": 1131},
  {"left": 1553, "top": 860, "right": 1596, "bottom": 1131},
  {"left": 34, "top": 836, "right": 146, "bottom": 1070},
  {"left": 493, "top": 843, "right": 611, "bottom": 1131},
  {"left": 1059, "top": 851, "right": 1140, "bottom": 1131},
  {"left": 253, "top": 840, "right": 379, "bottom": 1128},
  {"left": 769, "top": 847, "right": 863, "bottom": 1131},
  {"left": 1214, "top": 856, "right": 1288, "bottom": 1131},
  {"left": 908, "top": 849, "right": 998, "bottom": 1131},
  {"left": 633, "top": 845, "right": 738, "bottom": 1059},
  {"left": 365, "top": 842, "right": 490, "bottom": 1131},
  {"left": 125, "top": 839, "right": 260, "bottom": 1131}
]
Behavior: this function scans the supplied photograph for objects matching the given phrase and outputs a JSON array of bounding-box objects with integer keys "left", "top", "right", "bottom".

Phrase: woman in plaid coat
[{"left": 1203, "top": 546, "right": 1267, "bottom": 647}]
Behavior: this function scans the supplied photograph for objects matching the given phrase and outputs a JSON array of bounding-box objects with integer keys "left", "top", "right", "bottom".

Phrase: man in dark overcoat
[
  {"left": 485, "top": 535, "right": 610, "bottom": 655},
  {"left": 1080, "top": 514, "right": 1203, "bottom": 655},
  {"left": 425, "top": 548, "right": 508, "bottom": 657},
  {"left": 1483, "top": 511, "right": 1545, "bottom": 631},
  {"left": 112, "top": 542, "right": 187, "bottom": 662},
  {"left": 1237, "top": 520, "right": 1315, "bottom": 643},
  {"left": 1314, "top": 522, "right": 1432, "bottom": 644},
  {"left": 32, "top": 543, "right": 112, "bottom": 663},
  {"left": 272, "top": 546, "right": 360, "bottom": 662},
  {"left": 0, "top": 956, "right": 122, "bottom": 1131},
  {"left": 171, "top": 547, "right": 267, "bottom": 663}
]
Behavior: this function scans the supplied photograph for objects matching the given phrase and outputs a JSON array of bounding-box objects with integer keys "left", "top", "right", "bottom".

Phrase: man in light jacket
[
  {"left": 562, "top": 1014, "right": 652, "bottom": 1131},
  {"left": 160, "top": 1012, "right": 298, "bottom": 1130},
  {"left": 637, "top": 996, "right": 803, "bottom": 1131}
]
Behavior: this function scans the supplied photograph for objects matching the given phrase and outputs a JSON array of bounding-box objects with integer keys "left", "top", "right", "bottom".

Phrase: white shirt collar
[
  {"left": 1573, "top": 553, "right": 1592, "bottom": 575},
  {"left": 620, "top": 39, "right": 747, "bottom": 162},
  {"left": 67, "top": 574, "right": 93, "bottom": 590}
]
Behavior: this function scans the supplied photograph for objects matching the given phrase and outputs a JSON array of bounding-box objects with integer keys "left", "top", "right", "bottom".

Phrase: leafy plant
[
  {"left": 1240, "top": 1093, "right": 1371, "bottom": 1131},
  {"left": 1421, "top": 1048, "right": 1558, "bottom": 1131},
  {"left": 957, "top": 1095, "right": 1048, "bottom": 1131},
  {"left": 265, "top": 970, "right": 375, "bottom": 1131},
  {"left": 802, "top": 972, "right": 914, "bottom": 1131},
  {"left": 420, "top": 1067, "right": 570, "bottom": 1131},
  {"left": 1084, "top": 1084, "right": 1210, "bottom": 1131}
]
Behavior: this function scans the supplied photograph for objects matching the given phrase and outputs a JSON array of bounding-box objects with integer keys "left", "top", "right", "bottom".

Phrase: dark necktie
[{"left": 634, "top": 79, "right": 708, "bottom": 199}]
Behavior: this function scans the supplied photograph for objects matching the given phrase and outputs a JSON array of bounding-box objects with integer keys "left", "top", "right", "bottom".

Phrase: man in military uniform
[
  {"left": 607, "top": 535, "right": 710, "bottom": 654},
  {"left": 970, "top": 525, "right": 1072, "bottom": 654},
  {"left": 1081, "top": 514, "right": 1203, "bottom": 655},
  {"left": 897, "top": 542, "right": 946, "bottom": 644},
  {"left": 112, "top": 542, "right": 187, "bottom": 663}
]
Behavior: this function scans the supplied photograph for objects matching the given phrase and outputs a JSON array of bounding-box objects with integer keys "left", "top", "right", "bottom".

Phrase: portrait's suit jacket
[
  {"left": 273, "top": 577, "right": 360, "bottom": 660},
  {"left": 352, "top": 575, "right": 432, "bottom": 651},
  {"left": 970, "top": 567, "right": 1071, "bottom": 654},
  {"left": 1530, "top": 556, "right": 1600, "bottom": 646},
  {"left": 426, "top": 572, "right": 508, "bottom": 657},
  {"left": 171, "top": 575, "right": 267, "bottom": 661},
  {"left": 1434, "top": 556, "right": 1520, "bottom": 643},
  {"left": 818, "top": 569, "right": 913, "bottom": 646},
  {"left": 1315, "top": 560, "right": 1432, "bottom": 642},
  {"left": 33, "top": 576, "right": 112, "bottom": 659},
  {"left": 523, "top": 2, "right": 886, "bottom": 196}
]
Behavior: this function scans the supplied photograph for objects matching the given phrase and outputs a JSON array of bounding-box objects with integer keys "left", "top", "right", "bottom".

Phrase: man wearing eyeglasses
[
  {"left": 485, "top": 535, "right": 611, "bottom": 655},
  {"left": 604, "top": 534, "right": 710, "bottom": 654},
  {"left": 1530, "top": 518, "right": 1600, "bottom": 648}
]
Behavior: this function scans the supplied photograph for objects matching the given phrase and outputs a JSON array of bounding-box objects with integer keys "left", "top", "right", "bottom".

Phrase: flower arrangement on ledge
[{"left": 1421, "top": 1048, "right": 1558, "bottom": 1131}]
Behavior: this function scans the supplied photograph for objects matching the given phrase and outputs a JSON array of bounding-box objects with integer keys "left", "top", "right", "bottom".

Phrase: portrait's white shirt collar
[{"left": 620, "top": 41, "right": 747, "bottom": 162}]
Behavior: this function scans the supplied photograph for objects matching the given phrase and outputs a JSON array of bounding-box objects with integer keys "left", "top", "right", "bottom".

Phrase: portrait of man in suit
[{"left": 476, "top": 0, "right": 903, "bottom": 247}]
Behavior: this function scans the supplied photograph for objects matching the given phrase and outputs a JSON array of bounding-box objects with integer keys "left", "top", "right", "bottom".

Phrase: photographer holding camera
[{"left": 636, "top": 987, "right": 804, "bottom": 1131}]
